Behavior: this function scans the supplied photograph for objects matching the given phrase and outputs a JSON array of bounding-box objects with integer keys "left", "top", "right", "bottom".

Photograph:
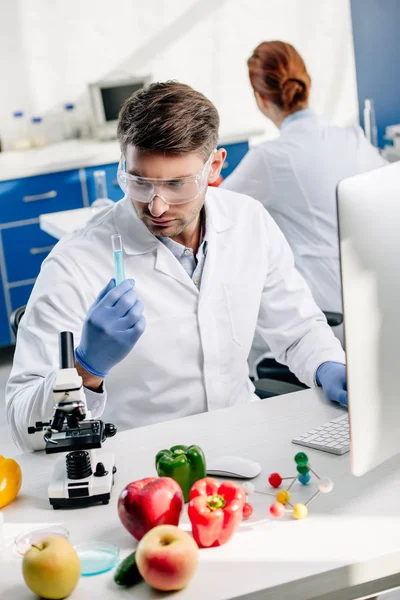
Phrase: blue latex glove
[
  {"left": 316, "top": 362, "right": 348, "bottom": 407},
  {"left": 75, "top": 278, "right": 146, "bottom": 378}
]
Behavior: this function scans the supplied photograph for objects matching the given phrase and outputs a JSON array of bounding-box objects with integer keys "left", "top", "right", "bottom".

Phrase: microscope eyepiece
[{"left": 59, "top": 331, "right": 75, "bottom": 369}]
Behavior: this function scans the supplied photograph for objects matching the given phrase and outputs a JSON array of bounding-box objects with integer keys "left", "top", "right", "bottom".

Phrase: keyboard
[{"left": 292, "top": 413, "right": 350, "bottom": 455}]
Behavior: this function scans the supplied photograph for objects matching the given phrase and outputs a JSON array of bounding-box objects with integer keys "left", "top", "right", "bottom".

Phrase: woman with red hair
[{"left": 222, "top": 41, "right": 385, "bottom": 366}]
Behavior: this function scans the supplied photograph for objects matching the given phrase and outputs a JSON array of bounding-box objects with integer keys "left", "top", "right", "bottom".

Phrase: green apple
[{"left": 22, "top": 535, "right": 80, "bottom": 599}]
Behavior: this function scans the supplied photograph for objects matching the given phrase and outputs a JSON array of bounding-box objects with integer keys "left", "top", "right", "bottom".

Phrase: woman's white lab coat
[
  {"left": 222, "top": 110, "right": 386, "bottom": 368},
  {"left": 6, "top": 189, "right": 345, "bottom": 451}
]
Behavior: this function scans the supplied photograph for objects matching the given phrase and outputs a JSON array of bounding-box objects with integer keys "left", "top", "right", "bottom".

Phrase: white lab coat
[
  {"left": 6, "top": 188, "right": 345, "bottom": 452},
  {"left": 222, "top": 110, "right": 387, "bottom": 370}
]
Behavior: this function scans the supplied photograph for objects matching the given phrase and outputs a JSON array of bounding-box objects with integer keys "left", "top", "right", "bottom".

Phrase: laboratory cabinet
[
  {"left": 0, "top": 169, "right": 83, "bottom": 223},
  {"left": 3, "top": 224, "right": 58, "bottom": 284},
  {"left": 0, "top": 140, "right": 249, "bottom": 346},
  {"left": 0, "top": 166, "right": 87, "bottom": 346}
]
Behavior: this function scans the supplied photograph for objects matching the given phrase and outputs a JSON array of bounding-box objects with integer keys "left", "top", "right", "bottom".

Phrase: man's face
[{"left": 124, "top": 147, "right": 223, "bottom": 238}]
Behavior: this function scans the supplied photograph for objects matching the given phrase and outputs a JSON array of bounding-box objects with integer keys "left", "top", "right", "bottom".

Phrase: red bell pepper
[{"left": 188, "top": 477, "right": 245, "bottom": 548}]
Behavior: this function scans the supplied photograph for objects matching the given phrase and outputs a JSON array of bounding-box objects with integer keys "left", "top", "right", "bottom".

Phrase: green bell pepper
[{"left": 155, "top": 445, "right": 207, "bottom": 502}]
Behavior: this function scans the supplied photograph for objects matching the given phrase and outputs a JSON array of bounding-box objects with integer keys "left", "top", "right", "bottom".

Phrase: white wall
[
  {"left": 0, "top": 1, "right": 33, "bottom": 122},
  {"left": 0, "top": 0, "right": 358, "bottom": 143}
]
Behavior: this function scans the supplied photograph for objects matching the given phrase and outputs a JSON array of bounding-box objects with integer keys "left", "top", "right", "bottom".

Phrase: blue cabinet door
[
  {"left": 0, "top": 280, "right": 11, "bottom": 346},
  {"left": 2, "top": 224, "right": 56, "bottom": 283},
  {"left": 85, "top": 163, "right": 124, "bottom": 204},
  {"left": 0, "top": 169, "right": 84, "bottom": 224},
  {"left": 10, "top": 283, "right": 34, "bottom": 312},
  {"left": 218, "top": 141, "right": 249, "bottom": 179}
]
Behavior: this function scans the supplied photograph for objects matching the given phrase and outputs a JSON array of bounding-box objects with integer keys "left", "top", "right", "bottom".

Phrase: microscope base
[
  {"left": 48, "top": 451, "right": 116, "bottom": 510},
  {"left": 50, "top": 492, "right": 111, "bottom": 509}
]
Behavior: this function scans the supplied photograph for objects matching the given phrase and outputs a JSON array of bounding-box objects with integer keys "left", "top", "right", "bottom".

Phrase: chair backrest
[
  {"left": 323, "top": 311, "right": 343, "bottom": 327},
  {"left": 10, "top": 305, "right": 26, "bottom": 337}
]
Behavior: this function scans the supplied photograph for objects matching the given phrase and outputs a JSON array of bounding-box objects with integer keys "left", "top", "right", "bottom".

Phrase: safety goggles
[{"left": 117, "top": 151, "right": 214, "bottom": 205}]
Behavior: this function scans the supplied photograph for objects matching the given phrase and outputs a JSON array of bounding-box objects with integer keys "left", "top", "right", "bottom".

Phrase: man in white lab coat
[{"left": 6, "top": 82, "right": 346, "bottom": 452}]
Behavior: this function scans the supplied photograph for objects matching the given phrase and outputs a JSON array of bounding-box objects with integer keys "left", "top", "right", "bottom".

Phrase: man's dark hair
[{"left": 117, "top": 81, "right": 219, "bottom": 159}]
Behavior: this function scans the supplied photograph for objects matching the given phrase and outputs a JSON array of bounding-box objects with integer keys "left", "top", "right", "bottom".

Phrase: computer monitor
[
  {"left": 89, "top": 76, "right": 151, "bottom": 140},
  {"left": 337, "top": 161, "right": 400, "bottom": 476}
]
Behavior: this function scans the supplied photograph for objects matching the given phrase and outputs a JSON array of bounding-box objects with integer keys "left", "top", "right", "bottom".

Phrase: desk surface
[
  {"left": 1, "top": 389, "right": 400, "bottom": 600},
  {"left": 39, "top": 206, "right": 104, "bottom": 240}
]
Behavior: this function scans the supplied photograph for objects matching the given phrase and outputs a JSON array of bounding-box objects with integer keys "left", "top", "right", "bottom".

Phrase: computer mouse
[{"left": 206, "top": 456, "right": 262, "bottom": 479}]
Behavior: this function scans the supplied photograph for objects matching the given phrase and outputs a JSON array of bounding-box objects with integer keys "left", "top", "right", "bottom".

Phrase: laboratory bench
[
  {"left": 2, "top": 388, "right": 400, "bottom": 599},
  {"left": 0, "top": 133, "right": 256, "bottom": 346}
]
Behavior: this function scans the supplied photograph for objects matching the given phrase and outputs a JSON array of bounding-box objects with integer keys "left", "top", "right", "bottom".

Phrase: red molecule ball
[
  {"left": 269, "top": 502, "right": 285, "bottom": 518},
  {"left": 268, "top": 472, "right": 283, "bottom": 488},
  {"left": 243, "top": 502, "right": 253, "bottom": 519}
]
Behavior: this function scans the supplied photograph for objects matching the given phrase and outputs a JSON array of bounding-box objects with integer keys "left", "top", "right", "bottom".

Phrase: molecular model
[{"left": 242, "top": 452, "right": 334, "bottom": 521}]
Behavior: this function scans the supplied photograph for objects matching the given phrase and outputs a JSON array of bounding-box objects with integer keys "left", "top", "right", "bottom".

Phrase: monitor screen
[{"left": 101, "top": 82, "right": 144, "bottom": 121}]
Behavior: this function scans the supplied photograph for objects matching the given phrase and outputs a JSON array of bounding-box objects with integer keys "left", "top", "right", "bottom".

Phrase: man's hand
[
  {"left": 75, "top": 278, "right": 146, "bottom": 379},
  {"left": 316, "top": 362, "right": 347, "bottom": 407},
  {"left": 75, "top": 360, "right": 103, "bottom": 392}
]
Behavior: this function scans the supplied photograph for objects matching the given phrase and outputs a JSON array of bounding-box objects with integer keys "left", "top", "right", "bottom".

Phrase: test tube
[{"left": 112, "top": 234, "right": 125, "bottom": 285}]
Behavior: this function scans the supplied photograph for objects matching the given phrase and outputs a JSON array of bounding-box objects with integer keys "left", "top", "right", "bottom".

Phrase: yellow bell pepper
[{"left": 0, "top": 455, "right": 22, "bottom": 508}]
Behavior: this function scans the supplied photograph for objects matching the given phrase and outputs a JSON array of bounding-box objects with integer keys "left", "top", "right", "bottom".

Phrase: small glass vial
[
  {"left": 63, "top": 103, "right": 79, "bottom": 140},
  {"left": 30, "top": 117, "right": 48, "bottom": 148},
  {"left": 11, "top": 111, "right": 31, "bottom": 151}
]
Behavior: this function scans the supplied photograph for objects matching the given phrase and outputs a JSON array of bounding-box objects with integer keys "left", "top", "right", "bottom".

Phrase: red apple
[
  {"left": 118, "top": 477, "right": 184, "bottom": 541},
  {"left": 136, "top": 525, "right": 198, "bottom": 591}
]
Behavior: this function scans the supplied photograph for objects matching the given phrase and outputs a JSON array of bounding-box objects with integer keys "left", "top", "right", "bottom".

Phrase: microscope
[{"left": 28, "top": 331, "right": 117, "bottom": 509}]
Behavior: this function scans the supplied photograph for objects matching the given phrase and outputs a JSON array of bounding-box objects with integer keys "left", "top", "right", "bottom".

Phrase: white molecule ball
[
  {"left": 242, "top": 482, "right": 255, "bottom": 495},
  {"left": 318, "top": 477, "right": 334, "bottom": 494}
]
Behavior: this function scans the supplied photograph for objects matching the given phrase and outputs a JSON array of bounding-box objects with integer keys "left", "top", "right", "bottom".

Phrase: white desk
[
  {"left": 1, "top": 389, "right": 400, "bottom": 600},
  {"left": 39, "top": 206, "right": 105, "bottom": 240}
]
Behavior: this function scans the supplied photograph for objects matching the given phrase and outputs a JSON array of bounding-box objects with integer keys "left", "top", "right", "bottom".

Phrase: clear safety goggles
[{"left": 117, "top": 151, "right": 215, "bottom": 205}]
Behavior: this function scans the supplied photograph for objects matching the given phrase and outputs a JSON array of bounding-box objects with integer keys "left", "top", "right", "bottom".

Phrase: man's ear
[{"left": 208, "top": 148, "right": 226, "bottom": 183}]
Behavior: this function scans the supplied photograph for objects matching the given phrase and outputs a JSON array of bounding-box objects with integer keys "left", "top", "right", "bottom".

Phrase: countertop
[{"left": 40, "top": 206, "right": 107, "bottom": 239}]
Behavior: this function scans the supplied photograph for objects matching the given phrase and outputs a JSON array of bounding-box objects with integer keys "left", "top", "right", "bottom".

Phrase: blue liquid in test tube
[{"left": 112, "top": 234, "right": 125, "bottom": 285}]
